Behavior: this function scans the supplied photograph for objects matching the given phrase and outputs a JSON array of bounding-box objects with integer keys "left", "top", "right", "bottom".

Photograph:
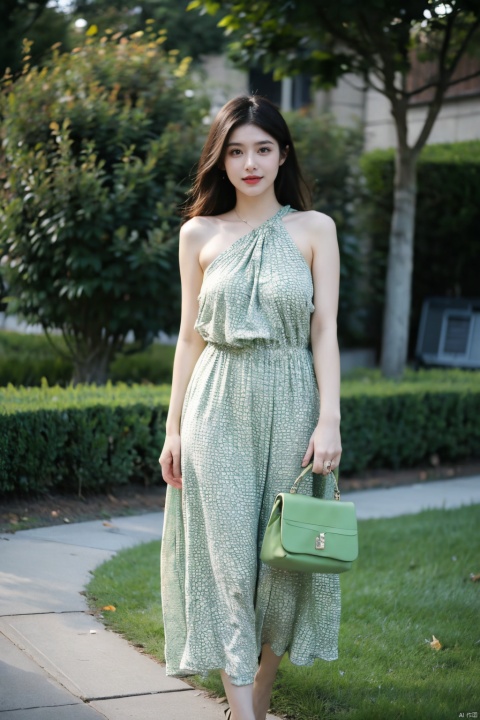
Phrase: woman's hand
[
  {"left": 159, "top": 434, "right": 183, "bottom": 489},
  {"left": 302, "top": 419, "right": 342, "bottom": 475}
]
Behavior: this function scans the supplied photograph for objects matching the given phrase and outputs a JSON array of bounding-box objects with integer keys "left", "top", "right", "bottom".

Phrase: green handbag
[{"left": 260, "top": 462, "right": 358, "bottom": 573}]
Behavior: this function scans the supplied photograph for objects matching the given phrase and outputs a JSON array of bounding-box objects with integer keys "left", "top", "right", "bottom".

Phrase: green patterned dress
[{"left": 160, "top": 205, "right": 341, "bottom": 686}]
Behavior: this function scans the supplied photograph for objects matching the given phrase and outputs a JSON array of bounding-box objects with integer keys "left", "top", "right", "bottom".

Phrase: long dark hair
[{"left": 183, "top": 95, "right": 311, "bottom": 219}]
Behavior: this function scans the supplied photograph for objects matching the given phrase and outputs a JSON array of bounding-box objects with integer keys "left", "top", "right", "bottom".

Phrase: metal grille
[
  {"left": 443, "top": 315, "right": 471, "bottom": 355},
  {"left": 415, "top": 297, "right": 480, "bottom": 369}
]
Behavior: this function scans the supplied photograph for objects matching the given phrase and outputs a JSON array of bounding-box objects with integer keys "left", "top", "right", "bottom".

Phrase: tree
[
  {"left": 193, "top": 0, "right": 480, "bottom": 377},
  {"left": 0, "top": 1, "right": 71, "bottom": 77},
  {"left": 1, "top": 29, "right": 208, "bottom": 383},
  {"left": 71, "top": 0, "right": 225, "bottom": 60}
]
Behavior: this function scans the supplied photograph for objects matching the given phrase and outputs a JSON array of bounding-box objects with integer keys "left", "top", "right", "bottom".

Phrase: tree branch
[
  {"left": 412, "top": 85, "right": 444, "bottom": 154},
  {"left": 447, "top": 16, "right": 480, "bottom": 78},
  {"left": 341, "top": 74, "right": 372, "bottom": 94},
  {"left": 41, "top": 323, "right": 74, "bottom": 362},
  {"left": 363, "top": 73, "right": 389, "bottom": 96},
  {"left": 412, "top": 12, "right": 478, "bottom": 154},
  {"left": 406, "top": 69, "right": 480, "bottom": 98},
  {"left": 313, "top": 5, "right": 384, "bottom": 77},
  {"left": 19, "top": 1, "right": 49, "bottom": 38},
  {"left": 438, "top": 6, "right": 457, "bottom": 75}
]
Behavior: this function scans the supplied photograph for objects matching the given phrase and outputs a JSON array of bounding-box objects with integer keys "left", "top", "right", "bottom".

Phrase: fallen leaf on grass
[
  {"left": 426, "top": 634, "right": 442, "bottom": 650},
  {"left": 470, "top": 572, "right": 480, "bottom": 582},
  {"left": 102, "top": 605, "right": 116, "bottom": 612}
]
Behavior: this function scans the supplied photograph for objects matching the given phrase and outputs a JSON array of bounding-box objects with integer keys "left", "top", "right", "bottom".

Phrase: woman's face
[{"left": 222, "top": 123, "right": 286, "bottom": 197}]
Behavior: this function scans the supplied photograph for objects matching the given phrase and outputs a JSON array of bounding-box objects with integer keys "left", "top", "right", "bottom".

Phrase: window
[{"left": 248, "top": 69, "right": 311, "bottom": 110}]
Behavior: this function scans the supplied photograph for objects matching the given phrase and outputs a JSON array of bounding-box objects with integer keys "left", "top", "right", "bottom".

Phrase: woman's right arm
[{"left": 159, "top": 219, "right": 207, "bottom": 489}]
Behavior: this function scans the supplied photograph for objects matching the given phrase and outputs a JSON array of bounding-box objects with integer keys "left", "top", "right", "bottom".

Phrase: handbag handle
[{"left": 290, "top": 462, "right": 341, "bottom": 500}]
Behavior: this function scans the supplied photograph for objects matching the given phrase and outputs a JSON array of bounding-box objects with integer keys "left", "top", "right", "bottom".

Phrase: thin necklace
[
  {"left": 233, "top": 206, "right": 282, "bottom": 229},
  {"left": 233, "top": 208, "right": 254, "bottom": 229}
]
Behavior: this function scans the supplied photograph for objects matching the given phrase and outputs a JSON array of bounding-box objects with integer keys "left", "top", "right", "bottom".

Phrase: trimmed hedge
[
  {"left": 1, "top": 369, "right": 479, "bottom": 496},
  {"left": 341, "top": 369, "right": 480, "bottom": 472},
  {"left": 0, "top": 382, "right": 170, "bottom": 496},
  {"left": 360, "top": 140, "right": 480, "bottom": 357}
]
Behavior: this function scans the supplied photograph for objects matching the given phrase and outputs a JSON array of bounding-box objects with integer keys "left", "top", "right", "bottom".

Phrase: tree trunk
[
  {"left": 380, "top": 147, "right": 418, "bottom": 379},
  {"left": 72, "top": 344, "right": 115, "bottom": 385}
]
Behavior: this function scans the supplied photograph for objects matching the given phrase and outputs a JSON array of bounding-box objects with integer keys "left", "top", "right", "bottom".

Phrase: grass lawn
[{"left": 87, "top": 504, "right": 480, "bottom": 720}]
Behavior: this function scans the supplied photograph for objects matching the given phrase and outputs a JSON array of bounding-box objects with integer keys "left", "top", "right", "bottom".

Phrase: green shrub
[
  {"left": 341, "top": 367, "right": 480, "bottom": 471},
  {"left": 1, "top": 369, "right": 479, "bottom": 496},
  {"left": 0, "top": 330, "right": 175, "bottom": 386},
  {"left": 110, "top": 344, "right": 176, "bottom": 384},
  {"left": 0, "top": 29, "right": 208, "bottom": 383},
  {"left": 0, "top": 330, "right": 73, "bottom": 386},
  {"left": 73, "top": 1, "right": 225, "bottom": 61},
  {"left": 360, "top": 141, "right": 480, "bottom": 356},
  {"left": 0, "top": 382, "right": 170, "bottom": 495},
  {"left": 286, "top": 112, "right": 366, "bottom": 347}
]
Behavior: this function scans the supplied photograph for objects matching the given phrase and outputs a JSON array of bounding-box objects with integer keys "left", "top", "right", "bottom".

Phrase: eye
[
  {"left": 229, "top": 148, "right": 242, "bottom": 156},
  {"left": 259, "top": 146, "right": 271, "bottom": 154}
]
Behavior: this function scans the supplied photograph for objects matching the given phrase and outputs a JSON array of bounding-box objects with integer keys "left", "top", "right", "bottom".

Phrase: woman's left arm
[{"left": 301, "top": 212, "right": 342, "bottom": 475}]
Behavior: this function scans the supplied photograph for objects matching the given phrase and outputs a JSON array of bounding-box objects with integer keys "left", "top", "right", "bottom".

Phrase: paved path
[{"left": 1, "top": 475, "right": 479, "bottom": 719}]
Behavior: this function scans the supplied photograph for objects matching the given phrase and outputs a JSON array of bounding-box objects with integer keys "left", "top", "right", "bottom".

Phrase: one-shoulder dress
[{"left": 160, "top": 205, "right": 341, "bottom": 686}]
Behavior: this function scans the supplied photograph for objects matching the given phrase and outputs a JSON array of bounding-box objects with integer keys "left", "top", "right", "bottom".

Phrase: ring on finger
[{"left": 323, "top": 459, "right": 332, "bottom": 471}]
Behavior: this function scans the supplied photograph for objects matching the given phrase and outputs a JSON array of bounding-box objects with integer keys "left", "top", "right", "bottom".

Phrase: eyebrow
[{"left": 226, "top": 140, "right": 275, "bottom": 147}]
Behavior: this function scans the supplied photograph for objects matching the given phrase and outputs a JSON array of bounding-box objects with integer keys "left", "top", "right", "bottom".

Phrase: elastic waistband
[{"left": 206, "top": 341, "right": 309, "bottom": 355}]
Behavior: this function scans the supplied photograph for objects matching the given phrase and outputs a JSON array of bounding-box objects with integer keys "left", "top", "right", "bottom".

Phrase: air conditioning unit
[{"left": 416, "top": 297, "right": 480, "bottom": 369}]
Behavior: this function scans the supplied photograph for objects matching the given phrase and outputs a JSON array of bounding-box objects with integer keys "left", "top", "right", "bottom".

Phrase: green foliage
[
  {"left": 0, "top": 330, "right": 175, "bottom": 386},
  {"left": 195, "top": 1, "right": 480, "bottom": 90},
  {"left": 360, "top": 141, "right": 480, "bottom": 355},
  {"left": 110, "top": 343, "right": 175, "bottom": 385},
  {"left": 197, "top": 0, "right": 480, "bottom": 379},
  {"left": 0, "top": 29, "right": 208, "bottom": 383},
  {"left": 0, "top": 331, "right": 73, "bottom": 387},
  {"left": 340, "top": 367, "right": 480, "bottom": 472},
  {"left": 87, "top": 504, "right": 480, "bottom": 720},
  {"left": 2, "top": 369, "right": 479, "bottom": 495},
  {"left": 0, "top": 382, "right": 170, "bottom": 495},
  {"left": 71, "top": 0, "right": 225, "bottom": 61},
  {"left": 0, "top": 2, "right": 72, "bottom": 77},
  {"left": 286, "top": 112, "right": 365, "bottom": 346}
]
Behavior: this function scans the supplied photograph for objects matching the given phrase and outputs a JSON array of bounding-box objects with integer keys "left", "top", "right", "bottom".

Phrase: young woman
[{"left": 159, "top": 95, "right": 342, "bottom": 720}]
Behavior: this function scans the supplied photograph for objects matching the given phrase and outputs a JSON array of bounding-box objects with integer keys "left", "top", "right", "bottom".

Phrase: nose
[{"left": 244, "top": 151, "right": 257, "bottom": 172}]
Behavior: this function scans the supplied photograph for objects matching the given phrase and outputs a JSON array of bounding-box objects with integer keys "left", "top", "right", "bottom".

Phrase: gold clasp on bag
[{"left": 315, "top": 532, "right": 325, "bottom": 550}]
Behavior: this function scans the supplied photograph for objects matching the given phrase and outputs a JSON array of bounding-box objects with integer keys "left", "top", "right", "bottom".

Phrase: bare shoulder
[
  {"left": 286, "top": 209, "right": 336, "bottom": 235},
  {"left": 179, "top": 215, "right": 218, "bottom": 243}
]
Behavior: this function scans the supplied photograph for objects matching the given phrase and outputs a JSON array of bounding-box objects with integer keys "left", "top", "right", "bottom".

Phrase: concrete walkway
[{"left": 1, "top": 475, "right": 479, "bottom": 719}]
